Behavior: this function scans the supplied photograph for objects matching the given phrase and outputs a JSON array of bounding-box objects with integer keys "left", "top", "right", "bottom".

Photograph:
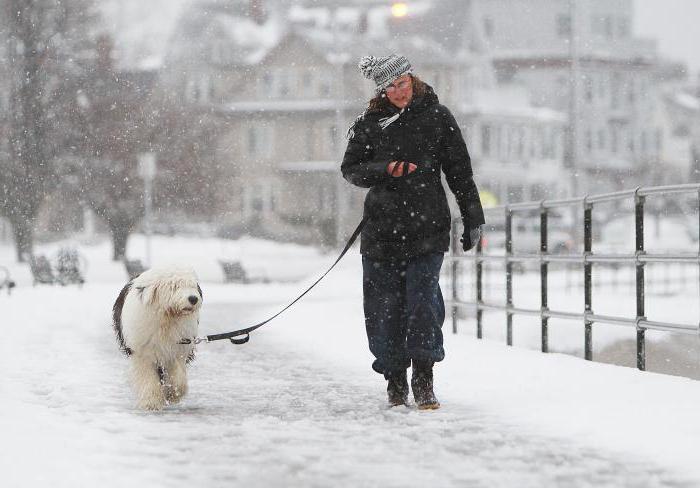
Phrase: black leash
[{"left": 180, "top": 218, "right": 366, "bottom": 347}]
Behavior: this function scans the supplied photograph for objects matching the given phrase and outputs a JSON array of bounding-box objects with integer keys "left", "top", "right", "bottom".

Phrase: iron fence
[{"left": 446, "top": 183, "right": 700, "bottom": 371}]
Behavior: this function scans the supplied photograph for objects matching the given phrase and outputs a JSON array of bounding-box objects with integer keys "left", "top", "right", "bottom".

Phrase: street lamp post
[
  {"left": 332, "top": 9, "right": 349, "bottom": 248},
  {"left": 138, "top": 152, "right": 157, "bottom": 266}
]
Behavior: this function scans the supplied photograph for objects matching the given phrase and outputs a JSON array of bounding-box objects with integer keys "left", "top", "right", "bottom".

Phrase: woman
[{"left": 341, "top": 54, "right": 485, "bottom": 409}]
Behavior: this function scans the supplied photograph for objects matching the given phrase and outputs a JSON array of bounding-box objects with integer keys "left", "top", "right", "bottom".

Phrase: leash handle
[
  {"left": 197, "top": 218, "right": 366, "bottom": 345},
  {"left": 229, "top": 334, "right": 250, "bottom": 345}
]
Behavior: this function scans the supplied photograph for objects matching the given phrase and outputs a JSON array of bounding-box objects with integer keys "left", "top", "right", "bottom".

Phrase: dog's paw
[
  {"left": 138, "top": 398, "right": 166, "bottom": 411},
  {"left": 164, "top": 383, "right": 188, "bottom": 404},
  {"left": 137, "top": 388, "right": 167, "bottom": 411}
]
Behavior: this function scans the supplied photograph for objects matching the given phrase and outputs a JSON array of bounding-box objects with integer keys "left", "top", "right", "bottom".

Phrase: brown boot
[
  {"left": 411, "top": 360, "right": 440, "bottom": 410},
  {"left": 386, "top": 370, "right": 409, "bottom": 407}
]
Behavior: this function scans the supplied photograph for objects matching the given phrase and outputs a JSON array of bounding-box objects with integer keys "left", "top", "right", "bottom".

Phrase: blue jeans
[{"left": 362, "top": 252, "right": 446, "bottom": 377}]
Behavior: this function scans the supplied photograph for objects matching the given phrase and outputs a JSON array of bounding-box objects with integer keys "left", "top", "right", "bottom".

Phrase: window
[
  {"left": 259, "top": 72, "right": 274, "bottom": 97},
  {"left": 557, "top": 14, "right": 571, "bottom": 39},
  {"left": 618, "top": 17, "right": 630, "bottom": 38},
  {"left": 301, "top": 70, "right": 313, "bottom": 97},
  {"left": 584, "top": 75, "right": 593, "bottom": 102},
  {"left": 592, "top": 15, "right": 614, "bottom": 39},
  {"left": 481, "top": 125, "right": 491, "bottom": 157},
  {"left": 493, "top": 127, "right": 502, "bottom": 159},
  {"left": 604, "top": 16, "right": 614, "bottom": 39},
  {"left": 543, "top": 128, "right": 555, "bottom": 159},
  {"left": 597, "top": 74, "right": 607, "bottom": 99},
  {"left": 318, "top": 72, "right": 331, "bottom": 97},
  {"left": 628, "top": 78, "right": 636, "bottom": 104},
  {"left": 483, "top": 17, "right": 494, "bottom": 38},
  {"left": 277, "top": 71, "right": 290, "bottom": 96},
  {"left": 248, "top": 125, "right": 274, "bottom": 158},
  {"left": 610, "top": 73, "right": 621, "bottom": 109},
  {"left": 329, "top": 125, "right": 339, "bottom": 155},
  {"left": 516, "top": 127, "right": 525, "bottom": 159}
]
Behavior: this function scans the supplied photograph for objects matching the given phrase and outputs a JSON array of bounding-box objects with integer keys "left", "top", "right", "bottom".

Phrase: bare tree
[
  {"left": 63, "top": 35, "right": 226, "bottom": 260},
  {"left": 0, "top": 0, "right": 97, "bottom": 261},
  {"left": 60, "top": 35, "right": 149, "bottom": 260}
]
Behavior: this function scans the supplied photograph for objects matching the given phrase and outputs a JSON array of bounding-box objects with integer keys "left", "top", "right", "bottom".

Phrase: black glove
[{"left": 461, "top": 225, "right": 482, "bottom": 252}]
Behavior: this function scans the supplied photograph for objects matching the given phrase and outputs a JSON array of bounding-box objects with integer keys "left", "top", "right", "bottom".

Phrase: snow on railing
[{"left": 446, "top": 183, "right": 700, "bottom": 371}]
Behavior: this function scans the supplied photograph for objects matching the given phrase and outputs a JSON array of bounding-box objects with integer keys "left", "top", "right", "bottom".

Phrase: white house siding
[{"left": 473, "top": 0, "right": 662, "bottom": 191}]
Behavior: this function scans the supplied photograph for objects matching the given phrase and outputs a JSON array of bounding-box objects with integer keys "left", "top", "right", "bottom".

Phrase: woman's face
[{"left": 385, "top": 74, "right": 413, "bottom": 109}]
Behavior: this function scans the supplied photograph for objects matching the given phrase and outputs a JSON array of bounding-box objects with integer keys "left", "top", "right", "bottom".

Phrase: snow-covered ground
[{"left": 2, "top": 234, "right": 700, "bottom": 487}]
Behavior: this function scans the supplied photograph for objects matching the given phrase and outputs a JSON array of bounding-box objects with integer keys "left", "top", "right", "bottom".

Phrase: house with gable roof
[{"left": 160, "top": 0, "right": 571, "bottom": 244}]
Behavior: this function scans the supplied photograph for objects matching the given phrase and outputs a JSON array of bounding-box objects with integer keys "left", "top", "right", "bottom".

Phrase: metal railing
[{"left": 446, "top": 183, "right": 700, "bottom": 371}]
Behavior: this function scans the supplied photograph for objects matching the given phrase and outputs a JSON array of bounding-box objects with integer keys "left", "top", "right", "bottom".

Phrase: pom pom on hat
[{"left": 358, "top": 56, "right": 378, "bottom": 79}]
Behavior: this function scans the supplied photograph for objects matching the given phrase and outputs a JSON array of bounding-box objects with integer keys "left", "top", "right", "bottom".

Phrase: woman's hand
[{"left": 386, "top": 161, "right": 417, "bottom": 176}]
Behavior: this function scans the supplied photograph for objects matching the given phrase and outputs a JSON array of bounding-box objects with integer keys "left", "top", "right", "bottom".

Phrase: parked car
[
  {"left": 596, "top": 215, "right": 697, "bottom": 253},
  {"left": 482, "top": 220, "right": 574, "bottom": 254}
]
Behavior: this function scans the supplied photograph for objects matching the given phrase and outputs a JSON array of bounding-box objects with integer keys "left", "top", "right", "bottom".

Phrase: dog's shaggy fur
[{"left": 112, "top": 266, "right": 203, "bottom": 410}]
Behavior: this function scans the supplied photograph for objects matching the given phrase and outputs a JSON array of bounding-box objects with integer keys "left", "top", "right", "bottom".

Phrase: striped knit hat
[{"left": 358, "top": 54, "right": 412, "bottom": 92}]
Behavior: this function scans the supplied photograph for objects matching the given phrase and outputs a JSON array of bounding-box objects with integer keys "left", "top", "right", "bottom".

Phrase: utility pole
[{"left": 567, "top": 0, "right": 581, "bottom": 238}]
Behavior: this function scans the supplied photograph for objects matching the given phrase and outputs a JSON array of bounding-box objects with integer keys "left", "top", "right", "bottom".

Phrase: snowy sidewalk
[
  {"left": 0, "top": 275, "right": 698, "bottom": 487},
  {"left": 0, "top": 295, "right": 693, "bottom": 488},
  {"left": 2, "top": 235, "right": 700, "bottom": 487}
]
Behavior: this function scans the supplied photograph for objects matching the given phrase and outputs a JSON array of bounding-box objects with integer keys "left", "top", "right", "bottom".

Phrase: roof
[
  {"left": 100, "top": 0, "right": 192, "bottom": 71},
  {"left": 211, "top": 11, "right": 287, "bottom": 65},
  {"left": 218, "top": 99, "right": 355, "bottom": 113},
  {"left": 460, "top": 88, "right": 567, "bottom": 123}
]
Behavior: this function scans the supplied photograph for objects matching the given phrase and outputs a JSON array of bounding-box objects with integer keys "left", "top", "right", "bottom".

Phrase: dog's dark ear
[
  {"left": 197, "top": 283, "right": 203, "bottom": 302},
  {"left": 112, "top": 282, "right": 133, "bottom": 356}
]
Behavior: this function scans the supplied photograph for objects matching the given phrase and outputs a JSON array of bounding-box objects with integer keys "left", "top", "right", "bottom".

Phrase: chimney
[{"left": 249, "top": 0, "right": 266, "bottom": 25}]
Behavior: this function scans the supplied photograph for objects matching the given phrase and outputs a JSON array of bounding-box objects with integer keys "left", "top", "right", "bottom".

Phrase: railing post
[
  {"left": 476, "top": 223, "right": 484, "bottom": 339},
  {"left": 540, "top": 203, "right": 549, "bottom": 353},
  {"left": 505, "top": 206, "right": 513, "bottom": 346},
  {"left": 451, "top": 219, "right": 459, "bottom": 334},
  {"left": 635, "top": 190, "right": 646, "bottom": 371},
  {"left": 584, "top": 199, "right": 593, "bottom": 361}
]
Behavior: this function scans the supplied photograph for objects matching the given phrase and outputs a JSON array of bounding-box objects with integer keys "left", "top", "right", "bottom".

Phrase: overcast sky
[{"left": 634, "top": 0, "right": 700, "bottom": 77}]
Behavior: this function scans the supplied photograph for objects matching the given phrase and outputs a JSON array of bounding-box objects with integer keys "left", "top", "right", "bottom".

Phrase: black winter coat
[{"left": 341, "top": 85, "right": 485, "bottom": 260}]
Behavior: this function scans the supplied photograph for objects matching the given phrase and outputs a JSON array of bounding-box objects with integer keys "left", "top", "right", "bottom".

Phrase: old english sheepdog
[{"left": 112, "top": 266, "right": 203, "bottom": 410}]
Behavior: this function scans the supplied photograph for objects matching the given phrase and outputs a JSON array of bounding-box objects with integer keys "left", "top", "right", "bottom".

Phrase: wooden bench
[
  {"left": 30, "top": 255, "right": 57, "bottom": 285},
  {"left": 219, "top": 260, "right": 248, "bottom": 283},
  {"left": 0, "top": 265, "right": 16, "bottom": 295},
  {"left": 54, "top": 248, "right": 86, "bottom": 286}
]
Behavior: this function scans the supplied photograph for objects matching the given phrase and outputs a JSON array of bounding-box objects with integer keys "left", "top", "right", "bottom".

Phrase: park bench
[
  {"left": 218, "top": 260, "right": 270, "bottom": 284},
  {"left": 124, "top": 259, "right": 146, "bottom": 280},
  {"left": 0, "top": 265, "right": 16, "bottom": 295},
  {"left": 30, "top": 255, "right": 57, "bottom": 285},
  {"left": 54, "top": 248, "right": 86, "bottom": 286},
  {"left": 219, "top": 259, "right": 248, "bottom": 283}
]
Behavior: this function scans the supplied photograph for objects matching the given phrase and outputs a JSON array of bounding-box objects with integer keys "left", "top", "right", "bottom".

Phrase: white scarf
[{"left": 346, "top": 107, "right": 405, "bottom": 140}]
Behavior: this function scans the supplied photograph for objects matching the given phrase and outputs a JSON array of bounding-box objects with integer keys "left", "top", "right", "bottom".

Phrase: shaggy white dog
[{"left": 112, "top": 266, "right": 203, "bottom": 410}]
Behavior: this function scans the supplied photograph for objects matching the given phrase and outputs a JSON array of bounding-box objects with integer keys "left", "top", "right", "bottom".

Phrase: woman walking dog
[{"left": 341, "top": 54, "right": 485, "bottom": 409}]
